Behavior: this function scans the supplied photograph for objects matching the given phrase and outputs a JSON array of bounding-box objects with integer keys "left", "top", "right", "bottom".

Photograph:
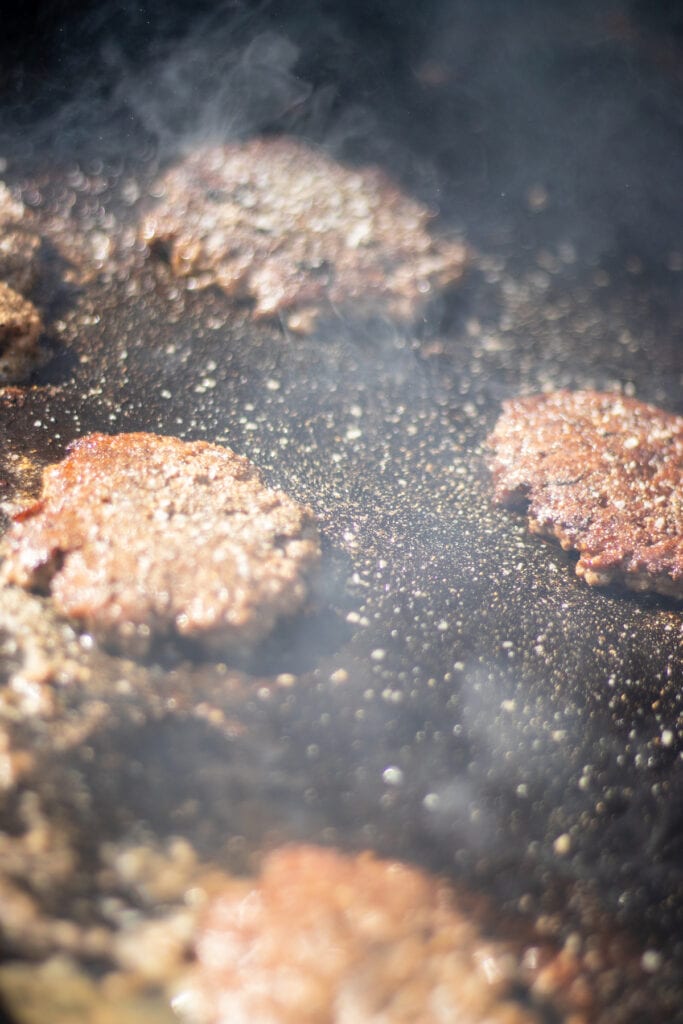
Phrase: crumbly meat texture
[
  {"left": 182, "top": 845, "right": 549, "bottom": 1024},
  {"left": 0, "top": 281, "right": 43, "bottom": 383},
  {"left": 141, "top": 137, "right": 465, "bottom": 332},
  {"left": 487, "top": 390, "right": 683, "bottom": 596},
  {"left": 1, "top": 432, "right": 321, "bottom": 652},
  {"left": 0, "top": 183, "right": 42, "bottom": 296}
]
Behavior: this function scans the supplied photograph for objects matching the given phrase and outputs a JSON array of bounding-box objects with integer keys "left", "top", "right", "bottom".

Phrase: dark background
[{"left": 1, "top": 0, "right": 682, "bottom": 261}]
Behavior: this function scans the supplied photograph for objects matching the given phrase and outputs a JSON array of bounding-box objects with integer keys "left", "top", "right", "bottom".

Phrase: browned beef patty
[
  {"left": 182, "top": 845, "right": 552, "bottom": 1024},
  {"left": 0, "top": 183, "right": 42, "bottom": 296},
  {"left": 1, "top": 433, "right": 321, "bottom": 652},
  {"left": 487, "top": 390, "right": 683, "bottom": 596},
  {"left": 141, "top": 136, "right": 465, "bottom": 332},
  {"left": 0, "top": 281, "right": 43, "bottom": 383}
]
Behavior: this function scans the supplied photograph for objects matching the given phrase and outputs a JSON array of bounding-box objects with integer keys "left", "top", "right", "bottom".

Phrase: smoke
[
  {"left": 418, "top": 0, "right": 683, "bottom": 259},
  {"left": 7, "top": 0, "right": 678, "bottom": 274},
  {"left": 111, "top": 28, "right": 313, "bottom": 152},
  {"left": 0, "top": 0, "right": 680, "bottom": 822},
  {"left": 1, "top": 0, "right": 680, "bottom": 259},
  {"left": 0, "top": 0, "right": 447, "bottom": 205}
]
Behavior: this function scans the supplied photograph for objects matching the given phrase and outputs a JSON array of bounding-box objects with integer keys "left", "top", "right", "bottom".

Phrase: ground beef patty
[
  {"left": 0, "top": 281, "right": 43, "bottom": 383},
  {"left": 0, "top": 183, "right": 42, "bottom": 296},
  {"left": 487, "top": 390, "right": 683, "bottom": 596},
  {"left": 181, "top": 845, "right": 551, "bottom": 1024},
  {"left": 141, "top": 136, "right": 465, "bottom": 332},
  {"left": 1, "top": 433, "right": 321, "bottom": 652}
]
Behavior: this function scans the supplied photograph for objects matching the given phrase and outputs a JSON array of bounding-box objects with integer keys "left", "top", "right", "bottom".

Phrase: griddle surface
[{"left": 0, "top": 1, "right": 682, "bottom": 1017}]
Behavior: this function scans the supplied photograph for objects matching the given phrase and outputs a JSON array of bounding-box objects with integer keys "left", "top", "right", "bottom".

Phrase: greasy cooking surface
[
  {"left": 0, "top": 178, "right": 680, "bottom": 1011},
  {"left": 0, "top": 0, "right": 681, "bottom": 1019}
]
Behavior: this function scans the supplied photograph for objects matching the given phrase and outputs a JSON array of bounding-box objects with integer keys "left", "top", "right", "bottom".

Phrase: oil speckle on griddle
[{"left": 0, "top": 118, "right": 680, "bottom": 1020}]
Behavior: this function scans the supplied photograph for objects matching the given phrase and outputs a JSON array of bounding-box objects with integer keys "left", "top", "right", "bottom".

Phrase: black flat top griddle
[{"left": 0, "top": 0, "right": 682, "bottom": 1020}]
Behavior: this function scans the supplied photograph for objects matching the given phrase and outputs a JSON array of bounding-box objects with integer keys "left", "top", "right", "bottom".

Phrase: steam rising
[
  {"left": 114, "top": 30, "right": 313, "bottom": 150},
  {"left": 0, "top": 0, "right": 681, "bottom": 998},
  {"left": 419, "top": 0, "right": 683, "bottom": 257},
  {"left": 1, "top": 0, "right": 678, "bottom": 267}
]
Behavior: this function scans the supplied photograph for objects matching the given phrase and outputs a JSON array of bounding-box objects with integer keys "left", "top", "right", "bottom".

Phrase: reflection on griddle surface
[{"left": 0, "top": 0, "right": 681, "bottom": 1020}]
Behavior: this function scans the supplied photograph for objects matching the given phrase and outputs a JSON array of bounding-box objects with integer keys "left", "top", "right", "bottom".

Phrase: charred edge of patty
[{"left": 527, "top": 517, "right": 683, "bottom": 598}]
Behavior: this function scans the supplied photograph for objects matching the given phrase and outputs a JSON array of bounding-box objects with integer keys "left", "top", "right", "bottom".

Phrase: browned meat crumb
[
  {"left": 0, "top": 829, "right": 668, "bottom": 1024},
  {"left": 1, "top": 432, "right": 321, "bottom": 652},
  {"left": 141, "top": 136, "right": 465, "bottom": 332},
  {"left": 0, "top": 281, "right": 43, "bottom": 383},
  {"left": 0, "top": 183, "right": 42, "bottom": 296},
  {"left": 180, "top": 844, "right": 547, "bottom": 1024},
  {"left": 487, "top": 390, "right": 683, "bottom": 596},
  {"left": 0, "top": 957, "right": 178, "bottom": 1024}
]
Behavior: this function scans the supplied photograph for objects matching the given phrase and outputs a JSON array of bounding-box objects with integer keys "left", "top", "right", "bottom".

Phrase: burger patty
[
  {"left": 1, "top": 432, "right": 321, "bottom": 652},
  {"left": 487, "top": 390, "right": 683, "bottom": 596},
  {"left": 182, "top": 844, "right": 557, "bottom": 1024},
  {"left": 141, "top": 136, "right": 465, "bottom": 332},
  {"left": 0, "top": 183, "right": 42, "bottom": 296},
  {"left": 0, "top": 282, "right": 43, "bottom": 383}
]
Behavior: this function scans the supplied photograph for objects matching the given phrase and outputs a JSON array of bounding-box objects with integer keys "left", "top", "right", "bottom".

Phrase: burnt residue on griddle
[
  {"left": 0, "top": 0, "right": 680, "bottom": 1021},
  {"left": 0, "top": 219, "right": 681, "bottom": 1019}
]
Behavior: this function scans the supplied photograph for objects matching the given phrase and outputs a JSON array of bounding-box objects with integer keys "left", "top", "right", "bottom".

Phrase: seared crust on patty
[
  {"left": 487, "top": 390, "right": 683, "bottom": 597},
  {"left": 1, "top": 432, "right": 321, "bottom": 653},
  {"left": 141, "top": 136, "right": 465, "bottom": 332}
]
